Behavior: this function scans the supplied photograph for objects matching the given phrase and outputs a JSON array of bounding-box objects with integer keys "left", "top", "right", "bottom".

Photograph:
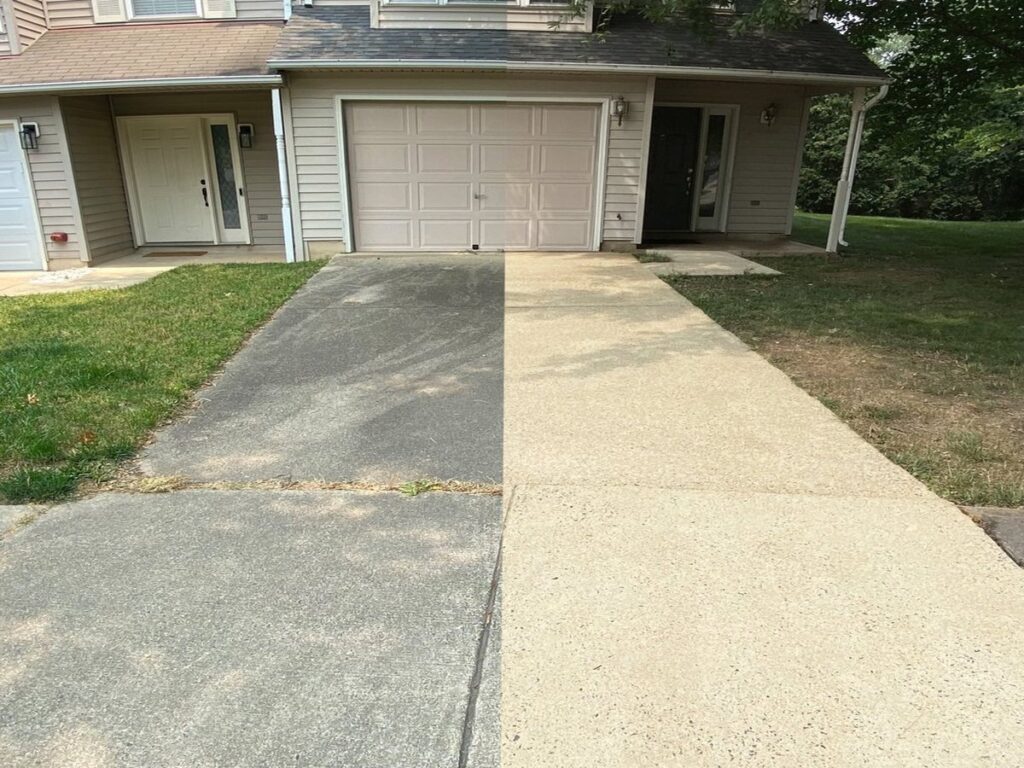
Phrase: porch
[{"left": 60, "top": 88, "right": 288, "bottom": 269}]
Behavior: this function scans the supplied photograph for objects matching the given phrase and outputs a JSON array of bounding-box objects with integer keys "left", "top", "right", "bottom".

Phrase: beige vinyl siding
[
  {"left": 285, "top": 71, "right": 647, "bottom": 250},
  {"left": 653, "top": 79, "right": 810, "bottom": 235},
  {"left": 61, "top": 95, "right": 134, "bottom": 263},
  {"left": 46, "top": 0, "right": 282, "bottom": 25},
  {"left": 46, "top": 0, "right": 92, "bottom": 27},
  {"left": 0, "top": 96, "right": 84, "bottom": 268},
  {"left": 13, "top": 0, "right": 47, "bottom": 49},
  {"left": 110, "top": 90, "right": 284, "bottom": 246},
  {"left": 374, "top": 4, "right": 590, "bottom": 32}
]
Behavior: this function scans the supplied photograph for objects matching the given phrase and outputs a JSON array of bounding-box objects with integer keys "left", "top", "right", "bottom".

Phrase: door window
[
  {"left": 696, "top": 109, "right": 734, "bottom": 231},
  {"left": 209, "top": 124, "right": 241, "bottom": 231}
]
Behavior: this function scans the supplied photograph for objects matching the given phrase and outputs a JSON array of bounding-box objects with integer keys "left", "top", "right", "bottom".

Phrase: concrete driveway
[
  {"left": 4, "top": 249, "right": 1024, "bottom": 766},
  {"left": 0, "top": 254, "right": 503, "bottom": 767},
  {"left": 142, "top": 254, "right": 502, "bottom": 485}
]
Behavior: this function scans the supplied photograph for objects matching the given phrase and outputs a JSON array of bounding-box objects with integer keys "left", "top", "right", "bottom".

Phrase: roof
[
  {"left": 0, "top": 21, "right": 283, "bottom": 95},
  {"left": 269, "top": 7, "right": 887, "bottom": 85}
]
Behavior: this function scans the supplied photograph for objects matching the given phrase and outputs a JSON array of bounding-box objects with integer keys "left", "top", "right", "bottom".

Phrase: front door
[
  {"left": 642, "top": 106, "right": 702, "bottom": 240},
  {"left": 0, "top": 124, "right": 44, "bottom": 270},
  {"left": 124, "top": 117, "right": 216, "bottom": 244}
]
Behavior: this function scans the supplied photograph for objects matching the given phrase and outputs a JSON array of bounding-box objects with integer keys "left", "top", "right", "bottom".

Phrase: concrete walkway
[{"left": 502, "top": 252, "right": 1024, "bottom": 765}]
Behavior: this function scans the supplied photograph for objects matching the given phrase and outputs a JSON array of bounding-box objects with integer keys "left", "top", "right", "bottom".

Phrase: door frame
[
  {"left": 646, "top": 102, "right": 740, "bottom": 236},
  {"left": 334, "top": 94, "right": 612, "bottom": 253},
  {"left": 116, "top": 113, "right": 252, "bottom": 247},
  {"left": 0, "top": 119, "right": 47, "bottom": 271}
]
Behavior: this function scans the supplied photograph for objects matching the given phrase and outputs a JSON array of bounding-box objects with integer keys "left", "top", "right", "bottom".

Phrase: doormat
[{"left": 143, "top": 251, "right": 208, "bottom": 258}]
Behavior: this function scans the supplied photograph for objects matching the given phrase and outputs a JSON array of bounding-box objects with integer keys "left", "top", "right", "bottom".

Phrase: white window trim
[{"left": 125, "top": 0, "right": 202, "bottom": 21}]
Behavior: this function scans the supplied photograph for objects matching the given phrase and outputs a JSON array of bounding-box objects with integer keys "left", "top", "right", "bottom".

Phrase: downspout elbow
[{"left": 864, "top": 84, "right": 889, "bottom": 112}]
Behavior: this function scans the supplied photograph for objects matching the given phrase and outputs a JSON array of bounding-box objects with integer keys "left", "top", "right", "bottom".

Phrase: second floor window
[{"left": 130, "top": 0, "right": 199, "bottom": 16}]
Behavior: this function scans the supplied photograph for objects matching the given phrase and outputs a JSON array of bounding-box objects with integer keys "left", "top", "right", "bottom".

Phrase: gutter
[
  {"left": 0, "top": 74, "right": 283, "bottom": 96},
  {"left": 265, "top": 58, "right": 889, "bottom": 87}
]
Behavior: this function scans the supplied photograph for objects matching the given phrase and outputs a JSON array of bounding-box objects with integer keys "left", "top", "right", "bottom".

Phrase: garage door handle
[
  {"left": 474, "top": 193, "right": 486, "bottom": 200},
  {"left": 201, "top": 184, "right": 209, "bottom": 207}
]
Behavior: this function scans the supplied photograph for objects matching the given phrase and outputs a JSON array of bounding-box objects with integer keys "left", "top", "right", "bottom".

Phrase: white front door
[
  {"left": 124, "top": 117, "right": 216, "bottom": 244},
  {"left": 0, "top": 124, "right": 44, "bottom": 271},
  {"left": 345, "top": 102, "right": 600, "bottom": 252}
]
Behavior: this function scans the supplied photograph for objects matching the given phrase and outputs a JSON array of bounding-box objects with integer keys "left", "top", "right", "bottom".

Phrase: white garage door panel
[
  {"left": 0, "top": 125, "right": 44, "bottom": 271},
  {"left": 345, "top": 101, "right": 601, "bottom": 252}
]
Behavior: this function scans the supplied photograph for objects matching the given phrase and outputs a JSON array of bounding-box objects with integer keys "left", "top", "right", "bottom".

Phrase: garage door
[
  {"left": 0, "top": 124, "right": 44, "bottom": 271},
  {"left": 344, "top": 101, "right": 601, "bottom": 251}
]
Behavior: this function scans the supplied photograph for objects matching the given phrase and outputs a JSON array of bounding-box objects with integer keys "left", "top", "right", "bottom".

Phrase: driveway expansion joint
[{"left": 458, "top": 533, "right": 503, "bottom": 768}]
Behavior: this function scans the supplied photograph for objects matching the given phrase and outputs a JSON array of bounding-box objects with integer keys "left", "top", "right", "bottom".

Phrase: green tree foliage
[{"left": 799, "top": 86, "right": 1024, "bottom": 221}]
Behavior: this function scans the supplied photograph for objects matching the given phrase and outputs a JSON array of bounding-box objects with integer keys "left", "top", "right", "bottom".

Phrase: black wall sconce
[
  {"left": 19, "top": 122, "right": 39, "bottom": 150},
  {"left": 238, "top": 123, "right": 254, "bottom": 149},
  {"left": 760, "top": 103, "right": 778, "bottom": 127},
  {"left": 612, "top": 96, "right": 629, "bottom": 127}
]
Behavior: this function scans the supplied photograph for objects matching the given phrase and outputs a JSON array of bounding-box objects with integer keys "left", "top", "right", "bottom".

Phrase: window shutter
[
  {"left": 92, "top": 0, "right": 127, "bottom": 23},
  {"left": 201, "top": 0, "right": 237, "bottom": 18}
]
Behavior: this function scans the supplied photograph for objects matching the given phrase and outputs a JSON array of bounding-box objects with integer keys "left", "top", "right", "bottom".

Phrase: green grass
[
  {"left": 664, "top": 212, "right": 1024, "bottom": 507},
  {"left": 633, "top": 251, "right": 673, "bottom": 263},
  {"left": 0, "top": 262, "right": 322, "bottom": 503}
]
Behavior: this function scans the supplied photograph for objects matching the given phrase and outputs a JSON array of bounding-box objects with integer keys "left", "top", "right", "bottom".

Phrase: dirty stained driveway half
[
  {"left": 142, "top": 254, "right": 504, "bottom": 486},
  {"left": 0, "top": 254, "right": 504, "bottom": 767}
]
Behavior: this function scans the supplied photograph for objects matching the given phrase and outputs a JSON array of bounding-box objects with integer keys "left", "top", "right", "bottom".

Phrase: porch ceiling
[{"left": 0, "top": 21, "right": 283, "bottom": 95}]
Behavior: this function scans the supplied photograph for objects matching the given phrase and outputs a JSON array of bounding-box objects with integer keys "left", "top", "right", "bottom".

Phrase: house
[{"left": 0, "top": 0, "right": 887, "bottom": 271}]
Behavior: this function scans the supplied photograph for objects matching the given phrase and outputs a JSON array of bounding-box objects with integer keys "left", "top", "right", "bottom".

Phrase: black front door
[{"left": 642, "top": 106, "right": 702, "bottom": 240}]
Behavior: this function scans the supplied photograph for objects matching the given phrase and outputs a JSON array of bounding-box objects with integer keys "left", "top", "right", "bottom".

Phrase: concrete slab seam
[{"left": 458, "top": 532, "right": 503, "bottom": 768}]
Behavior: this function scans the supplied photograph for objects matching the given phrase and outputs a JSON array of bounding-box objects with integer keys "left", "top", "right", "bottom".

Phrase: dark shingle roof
[{"left": 270, "top": 7, "right": 886, "bottom": 83}]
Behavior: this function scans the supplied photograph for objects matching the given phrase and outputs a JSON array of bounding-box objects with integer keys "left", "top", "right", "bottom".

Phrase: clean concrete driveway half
[
  {"left": 0, "top": 490, "right": 500, "bottom": 766},
  {"left": 502, "top": 251, "right": 1024, "bottom": 766},
  {"left": 142, "top": 254, "right": 503, "bottom": 485}
]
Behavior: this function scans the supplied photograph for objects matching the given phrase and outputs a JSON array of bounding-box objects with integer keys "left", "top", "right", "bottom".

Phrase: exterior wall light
[
  {"left": 19, "top": 122, "right": 39, "bottom": 150},
  {"left": 612, "top": 96, "right": 629, "bottom": 126},
  {"left": 760, "top": 103, "right": 777, "bottom": 127},
  {"left": 238, "top": 123, "right": 255, "bottom": 148}
]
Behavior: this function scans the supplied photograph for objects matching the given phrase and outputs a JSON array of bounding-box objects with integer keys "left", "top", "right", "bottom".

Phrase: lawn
[
  {"left": 664, "top": 212, "right": 1024, "bottom": 507},
  {"left": 0, "top": 262, "right": 322, "bottom": 503}
]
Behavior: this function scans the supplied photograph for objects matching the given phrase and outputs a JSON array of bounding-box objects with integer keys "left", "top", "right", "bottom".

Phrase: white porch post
[
  {"left": 272, "top": 87, "right": 297, "bottom": 263},
  {"left": 826, "top": 84, "right": 888, "bottom": 254}
]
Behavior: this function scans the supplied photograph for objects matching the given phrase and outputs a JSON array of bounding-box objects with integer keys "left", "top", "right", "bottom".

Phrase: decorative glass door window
[
  {"left": 203, "top": 118, "right": 250, "bottom": 244},
  {"left": 209, "top": 125, "right": 241, "bottom": 230}
]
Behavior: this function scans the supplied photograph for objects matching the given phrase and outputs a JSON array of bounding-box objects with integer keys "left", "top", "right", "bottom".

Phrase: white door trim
[
  {"left": 116, "top": 113, "right": 252, "bottom": 246},
  {"left": 334, "top": 94, "right": 612, "bottom": 253},
  {"left": 0, "top": 119, "right": 47, "bottom": 271}
]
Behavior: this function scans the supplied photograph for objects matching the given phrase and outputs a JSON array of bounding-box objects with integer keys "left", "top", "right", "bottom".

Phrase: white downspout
[
  {"left": 826, "top": 84, "right": 888, "bottom": 253},
  {"left": 272, "top": 87, "right": 297, "bottom": 263},
  {"left": 282, "top": 0, "right": 291, "bottom": 21}
]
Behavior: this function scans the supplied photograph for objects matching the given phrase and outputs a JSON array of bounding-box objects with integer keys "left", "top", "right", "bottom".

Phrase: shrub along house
[{"left": 0, "top": 0, "right": 886, "bottom": 271}]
